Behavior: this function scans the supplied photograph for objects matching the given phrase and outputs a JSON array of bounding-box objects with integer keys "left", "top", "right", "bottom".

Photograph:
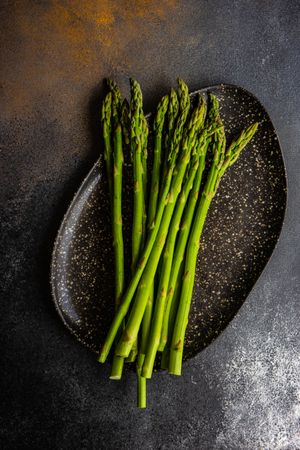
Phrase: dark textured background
[{"left": 1, "top": 1, "right": 299, "bottom": 449}]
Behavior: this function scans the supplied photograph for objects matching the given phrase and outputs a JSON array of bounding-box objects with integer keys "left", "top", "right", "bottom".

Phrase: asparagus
[
  {"left": 107, "top": 79, "right": 123, "bottom": 111},
  {"left": 141, "top": 115, "right": 149, "bottom": 219},
  {"left": 139, "top": 95, "right": 169, "bottom": 354},
  {"left": 121, "top": 99, "right": 130, "bottom": 147},
  {"left": 98, "top": 81, "right": 191, "bottom": 364},
  {"left": 142, "top": 153, "right": 200, "bottom": 378},
  {"left": 111, "top": 124, "right": 125, "bottom": 309},
  {"left": 101, "top": 92, "right": 113, "bottom": 200},
  {"left": 158, "top": 95, "right": 220, "bottom": 352},
  {"left": 169, "top": 107, "right": 258, "bottom": 375},
  {"left": 136, "top": 108, "right": 149, "bottom": 405},
  {"left": 141, "top": 96, "right": 207, "bottom": 378},
  {"left": 160, "top": 261, "right": 184, "bottom": 369},
  {"left": 115, "top": 95, "right": 207, "bottom": 359},
  {"left": 100, "top": 85, "right": 126, "bottom": 380},
  {"left": 98, "top": 130, "right": 176, "bottom": 363},
  {"left": 165, "top": 89, "right": 179, "bottom": 153},
  {"left": 161, "top": 89, "right": 179, "bottom": 185},
  {"left": 135, "top": 95, "right": 169, "bottom": 407},
  {"left": 148, "top": 95, "right": 169, "bottom": 226},
  {"left": 131, "top": 79, "right": 145, "bottom": 271}
]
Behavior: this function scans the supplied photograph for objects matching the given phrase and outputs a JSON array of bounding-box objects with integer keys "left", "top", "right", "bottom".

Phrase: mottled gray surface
[{"left": 1, "top": 1, "right": 300, "bottom": 449}]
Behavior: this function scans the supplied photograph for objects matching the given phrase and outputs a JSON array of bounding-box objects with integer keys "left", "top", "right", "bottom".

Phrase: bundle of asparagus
[{"left": 99, "top": 78, "right": 258, "bottom": 408}]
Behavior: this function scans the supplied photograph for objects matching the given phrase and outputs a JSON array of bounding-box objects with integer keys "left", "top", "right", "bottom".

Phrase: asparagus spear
[
  {"left": 142, "top": 152, "right": 200, "bottom": 379},
  {"left": 98, "top": 80, "right": 190, "bottom": 364},
  {"left": 169, "top": 105, "right": 258, "bottom": 375},
  {"left": 160, "top": 261, "right": 184, "bottom": 369},
  {"left": 148, "top": 95, "right": 169, "bottom": 226},
  {"left": 165, "top": 89, "right": 179, "bottom": 153},
  {"left": 135, "top": 109, "right": 149, "bottom": 405},
  {"left": 121, "top": 99, "right": 130, "bottom": 147},
  {"left": 115, "top": 95, "right": 206, "bottom": 359},
  {"left": 100, "top": 85, "right": 125, "bottom": 380},
  {"left": 98, "top": 157, "right": 175, "bottom": 363},
  {"left": 161, "top": 89, "right": 179, "bottom": 186},
  {"left": 140, "top": 94, "right": 169, "bottom": 353},
  {"left": 135, "top": 95, "right": 169, "bottom": 407},
  {"left": 141, "top": 115, "right": 149, "bottom": 220},
  {"left": 106, "top": 79, "right": 123, "bottom": 112},
  {"left": 109, "top": 117, "right": 125, "bottom": 379},
  {"left": 130, "top": 79, "right": 145, "bottom": 272},
  {"left": 101, "top": 92, "right": 113, "bottom": 200},
  {"left": 111, "top": 121, "right": 125, "bottom": 308},
  {"left": 158, "top": 95, "right": 220, "bottom": 352},
  {"left": 124, "top": 81, "right": 145, "bottom": 367},
  {"left": 141, "top": 97, "right": 207, "bottom": 378}
]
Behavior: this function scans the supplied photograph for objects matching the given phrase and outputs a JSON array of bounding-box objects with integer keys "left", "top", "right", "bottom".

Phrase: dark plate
[{"left": 51, "top": 84, "right": 287, "bottom": 359}]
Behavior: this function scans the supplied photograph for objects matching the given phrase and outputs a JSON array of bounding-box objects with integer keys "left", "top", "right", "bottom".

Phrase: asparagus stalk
[
  {"left": 158, "top": 95, "right": 221, "bottom": 352},
  {"left": 106, "top": 79, "right": 123, "bottom": 111},
  {"left": 101, "top": 85, "right": 126, "bottom": 380},
  {"left": 135, "top": 111, "right": 149, "bottom": 405},
  {"left": 141, "top": 115, "right": 149, "bottom": 221},
  {"left": 121, "top": 99, "right": 130, "bottom": 147},
  {"left": 169, "top": 108, "right": 258, "bottom": 375},
  {"left": 114, "top": 95, "right": 206, "bottom": 359},
  {"left": 148, "top": 95, "right": 169, "bottom": 226},
  {"left": 98, "top": 81, "right": 191, "bottom": 364},
  {"left": 111, "top": 123, "right": 125, "bottom": 309},
  {"left": 135, "top": 95, "right": 169, "bottom": 407},
  {"left": 160, "top": 261, "right": 184, "bottom": 369},
  {"left": 131, "top": 79, "right": 145, "bottom": 271},
  {"left": 161, "top": 89, "right": 179, "bottom": 186},
  {"left": 98, "top": 137, "right": 175, "bottom": 363},
  {"left": 101, "top": 92, "right": 113, "bottom": 200},
  {"left": 141, "top": 96, "right": 207, "bottom": 378},
  {"left": 140, "top": 95, "right": 169, "bottom": 354},
  {"left": 126, "top": 81, "right": 146, "bottom": 367},
  {"left": 142, "top": 154, "right": 200, "bottom": 379}
]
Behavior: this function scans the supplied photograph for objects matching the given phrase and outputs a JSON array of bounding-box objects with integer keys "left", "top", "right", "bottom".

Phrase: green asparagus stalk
[
  {"left": 161, "top": 89, "right": 179, "bottom": 185},
  {"left": 121, "top": 99, "right": 130, "bottom": 146},
  {"left": 158, "top": 95, "right": 221, "bottom": 352},
  {"left": 141, "top": 115, "right": 149, "bottom": 218},
  {"left": 111, "top": 123, "right": 125, "bottom": 309},
  {"left": 98, "top": 81, "right": 191, "bottom": 364},
  {"left": 101, "top": 92, "right": 113, "bottom": 199},
  {"left": 134, "top": 94, "right": 169, "bottom": 407},
  {"left": 101, "top": 84, "right": 125, "bottom": 380},
  {"left": 148, "top": 95, "right": 169, "bottom": 226},
  {"left": 160, "top": 261, "right": 184, "bottom": 369},
  {"left": 158, "top": 140, "right": 209, "bottom": 353},
  {"left": 126, "top": 81, "right": 146, "bottom": 367},
  {"left": 130, "top": 79, "right": 145, "bottom": 271},
  {"left": 106, "top": 79, "right": 123, "bottom": 111},
  {"left": 168, "top": 79, "right": 190, "bottom": 164},
  {"left": 98, "top": 162, "right": 175, "bottom": 363},
  {"left": 141, "top": 96, "right": 207, "bottom": 378},
  {"left": 142, "top": 154, "right": 200, "bottom": 379},
  {"left": 134, "top": 114, "right": 149, "bottom": 405},
  {"left": 165, "top": 89, "right": 179, "bottom": 152},
  {"left": 139, "top": 94, "right": 169, "bottom": 354},
  {"left": 115, "top": 96, "right": 206, "bottom": 359},
  {"left": 169, "top": 110, "right": 258, "bottom": 375}
]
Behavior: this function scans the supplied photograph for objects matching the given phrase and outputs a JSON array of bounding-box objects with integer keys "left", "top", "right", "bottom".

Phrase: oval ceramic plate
[{"left": 51, "top": 84, "right": 287, "bottom": 360}]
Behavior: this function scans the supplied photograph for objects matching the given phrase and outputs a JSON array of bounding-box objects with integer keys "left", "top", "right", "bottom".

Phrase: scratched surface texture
[{"left": 1, "top": 1, "right": 300, "bottom": 449}]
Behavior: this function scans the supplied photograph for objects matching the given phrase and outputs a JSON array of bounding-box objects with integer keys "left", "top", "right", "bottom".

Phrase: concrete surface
[{"left": 1, "top": 1, "right": 300, "bottom": 449}]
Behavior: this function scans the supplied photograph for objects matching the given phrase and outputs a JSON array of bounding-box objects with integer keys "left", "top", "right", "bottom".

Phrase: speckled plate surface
[{"left": 51, "top": 84, "right": 287, "bottom": 360}]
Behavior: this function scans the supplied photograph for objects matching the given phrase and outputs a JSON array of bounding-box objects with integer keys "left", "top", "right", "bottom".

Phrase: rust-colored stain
[{"left": 0, "top": 1, "right": 179, "bottom": 119}]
